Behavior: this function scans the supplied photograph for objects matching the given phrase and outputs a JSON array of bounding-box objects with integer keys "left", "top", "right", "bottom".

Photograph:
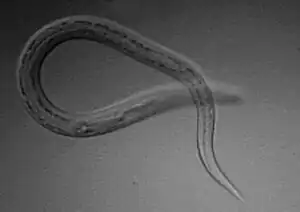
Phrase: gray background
[{"left": 1, "top": 0, "right": 300, "bottom": 211}]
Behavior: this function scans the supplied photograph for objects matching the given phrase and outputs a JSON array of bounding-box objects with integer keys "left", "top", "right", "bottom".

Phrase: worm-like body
[{"left": 16, "top": 15, "right": 244, "bottom": 202}]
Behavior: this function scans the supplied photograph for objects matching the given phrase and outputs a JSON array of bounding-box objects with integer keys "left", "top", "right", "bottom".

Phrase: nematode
[{"left": 16, "top": 15, "right": 244, "bottom": 202}]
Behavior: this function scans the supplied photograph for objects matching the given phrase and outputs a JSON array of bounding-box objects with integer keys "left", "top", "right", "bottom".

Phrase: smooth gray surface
[{"left": 1, "top": 0, "right": 300, "bottom": 211}]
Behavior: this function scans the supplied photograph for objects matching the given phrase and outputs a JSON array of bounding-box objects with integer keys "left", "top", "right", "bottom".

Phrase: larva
[{"left": 16, "top": 15, "right": 244, "bottom": 202}]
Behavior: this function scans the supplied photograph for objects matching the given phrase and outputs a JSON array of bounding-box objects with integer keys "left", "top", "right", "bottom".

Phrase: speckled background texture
[{"left": 1, "top": 0, "right": 300, "bottom": 211}]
